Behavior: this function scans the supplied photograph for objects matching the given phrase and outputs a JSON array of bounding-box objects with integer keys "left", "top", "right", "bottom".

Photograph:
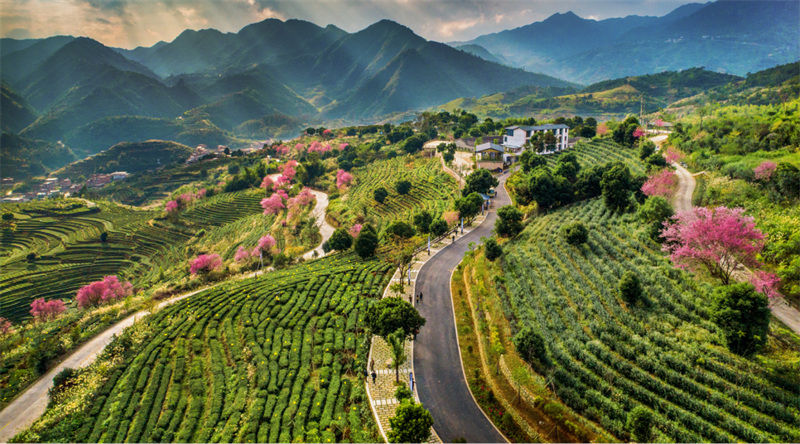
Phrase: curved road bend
[
  {"left": 414, "top": 172, "right": 510, "bottom": 443},
  {"left": 0, "top": 191, "right": 335, "bottom": 443}
]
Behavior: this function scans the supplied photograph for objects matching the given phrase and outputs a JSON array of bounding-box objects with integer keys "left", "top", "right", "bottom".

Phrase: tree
[
  {"left": 189, "top": 253, "right": 223, "bottom": 276},
  {"left": 641, "top": 169, "right": 677, "bottom": 197},
  {"left": 429, "top": 218, "right": 448, "bottom": 237},
  {"left": 455, "top": 192, "right": 484, "bottom": 222},
  {"left": 395, "top": 384, "right": 413, "bottom": 403},
  {"left": 413, "top": 210, "right": 433, "bottom": 234},
  {"left": 395, "top": 180, "right": 412, "bottom": 195},
  {"left": 402, "top": 134, "right": 428, "bottom": 154},
  {"left": 76, "top": 275, "right": 134, "bottom": 308},
  {"left": 646, "top": 153, "right": 668, "bottom": 169},
  {"left": 712, "top": 283, "right": 770, "bottom": 356},
  {"left": 528, "top": 167, "right": 573, "bottom": 211},
  {"left": 513, "top": 326, "right": 548, "bottom": 368},
  {"left": 387, "top": 328, "right": 407, "bottom": 382},
  {"left": 496, "top": 205, "right": 523, "bottom": 237},
  {"left": 387, "top": 402, "right": 433, "bottom": 443},
  {"left": 639, "top": 140, "right": 655, "bottom": 160},
  {"left": 554, "top": 153, "right": 580, "bottom": 182},
  {"left": 661, "top": 207, "right": 765, "bottom": 285},
  {"left": 627, "top": 406, "right": 654, "bottom": 442},
  {"left": 1, "top": 212, "right": 13, "bottom": 221},
  {"left": 374, "top": 187, "right": 389, "bottom": 203},
  {"left": 30, "top": 298, "right": 66, "bottom": 322},
  {"left": 638, "top": 196, "right": 673, "bottom": 240},
  {"left": 443, "top": 151, "right": 454, "bottom": 163},
  {"left": 619, "top": 271, "right": 643, "bottom": 304},
  {"left": 562, "top": 222, "right": 588, "bottom": 245},
  {"left": 99, "top": 231, "right": 108, "bottom": 243},
  {"left": 600, "top": 162, "right": 633, "bottom": 213},
  {"left": 327, "top": 228, "right": 353, "bottom": 251},
  {"left": 386, "top": 221, "right": 416, "bottom": 239},
  {"left": 484, "top": 237, "right": 502, "bottom": 261},
  {"left": 355, "top": 225, "right": 379, "bottom": 259},
  {"left": 365, "top": 297, "right": 425, "bottom": 339},
  {"left": 575, "top": 164, "right": 607, "bottom": 200},
  {"left": 463, "top": 169, "right": 498, "bottom": 196},
  {"left": 519, "top": 150, "right": 546, "bottom": 173},
  {"left": 774, "top": 162, "right": 800, "bottom": 198}
]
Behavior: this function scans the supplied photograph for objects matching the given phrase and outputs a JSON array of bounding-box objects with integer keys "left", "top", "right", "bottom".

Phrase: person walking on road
[
  {"left": 371, "top": 371, "right": 377, "bottom": 384},
  {"left": 370, "top": 358, "right": 375, "bottom": 373},
  {"left": 419, "top": 292, "right": 423, "bottom": 304}
]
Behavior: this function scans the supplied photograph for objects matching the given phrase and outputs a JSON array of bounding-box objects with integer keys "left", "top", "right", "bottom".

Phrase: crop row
[
  {"left": 28, "top": 254, "right": 392, "bottom": 443},
  {"left": 500, "top": 198, "right": 800, "bottom": 442}
]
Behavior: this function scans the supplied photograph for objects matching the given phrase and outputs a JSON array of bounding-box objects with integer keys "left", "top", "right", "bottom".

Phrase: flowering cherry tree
[
  {"left": 641, "top": 169, "right": 677, "bottom": 197},
  {"left": 76, "top": 275, "right": 134, "bottom": 308},
  {"left": 750, "top": 270, "right": 781, "bottom": 299},
  {"left": 273, "top": 174, "right": 292, "bottom": 190},
  {"left": 165, "top": 200, "right": 179, "bottom": 214},
  {"left": 753, "top": 161, "right": 777, "bottom": 181},
  {"left": 234, "top": 246, "right": 252, "bottom": 262},
  {"left": 654, "top": 118, "right": 666, "bottom": 127},
  {"left": 195, "top": 188, "right": 207, "bottom": 199},
  {"left": 661, "top": 207, "right": 765, "bottom": 284},
  {"left": 443, "top": 211, "right": 460, "bottom": 226},
  {"left": 261, "top": 194, "right": 286, "bottom": 215},
  {"left": 336, "top": 169, "right": 353, "bottom": 189},
  {"left": 349, "top": 224, "right": 363, "bottom": 238},
  {"left": 294, "top": 143, "right": 305, "bottom": 152},
  {"left": 339, "top": 143, "right": 348, "bottom": 151},
  {"left": 596, "top": 123, "right": 608, "bottom": 136},
  {"left": 30, "top": 298, "right": 66, "bottom": 322},
  {"left": 258, "top": 235, "right": 277, "bottom": 254},
  {"left": 663, "top": 147, "right": 685, "bottom": 164},
  {"left": 0, "top": 317, "right": 12, "bottom": 336},
  {"left": 322, "top": 128, "right": 333, "bottom": 137},
  {"left": 260, "top": 176, "right": 274, "bottom": 192},
  {"left": 190, "top": 253, "right": 222, "bottom": 275},
  {"left": 632, "top": 127, "right": 645, "bottom": 138}
]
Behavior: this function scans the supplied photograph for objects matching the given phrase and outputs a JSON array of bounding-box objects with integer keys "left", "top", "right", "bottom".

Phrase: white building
[{"left": 503, "top": 124, "right": 569, "bottom": 151}]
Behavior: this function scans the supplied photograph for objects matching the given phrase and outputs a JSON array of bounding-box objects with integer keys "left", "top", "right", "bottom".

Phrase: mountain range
[
  {"left": 456, "top": 0, "right": 799, "bottom": 83},
  {"left": 0, "top": 0, "right": 797, "bottom": 182}
]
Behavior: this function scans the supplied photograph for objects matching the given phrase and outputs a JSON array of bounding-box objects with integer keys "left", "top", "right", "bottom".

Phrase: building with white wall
[{"left": 502, "top": 124, "right": 570, "bottom": 151}]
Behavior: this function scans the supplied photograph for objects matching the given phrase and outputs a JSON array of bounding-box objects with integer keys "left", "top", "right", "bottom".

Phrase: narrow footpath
[
  {"left": 413, "top": 173, "right": 511, "bottom": 443},
  {"left": 671, "top": 162, "right": 800, "bottom": 335},
  {"left": 0, "top": 190, "right": 334, "bottom": 443}
]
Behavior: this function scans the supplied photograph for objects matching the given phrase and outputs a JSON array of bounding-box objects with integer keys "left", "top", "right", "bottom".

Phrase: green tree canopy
[
  {"left": 395, "top": 180, "right": 412, "bottom": 195},
  {"left": 374, "top": 187, "right": 389, "bottom": 203},
  {"left": 387, "top": 402, "right": 434, "bottom": 443},
  {"left": 354, "top": 225, "right": 379, "bottom": 259},
  {"left": 463, "top": 168, "right": 498, "bottom": 196},
  {"left": 712, "top": 283, "right": 770, "bottom": 356},
  {"left": 601, "top": 162, "right": 633, "bottom": 213},
  {"left": 455, "top": 192, "right": 484, "bottom": 221},
  {"left": 365, "top": 297, "right": 426, "bottom": 339},
  {"left": 326, "top": 228, "right": 353, "bottom": 252},
  {"left": 496, "top": 205, "right": 523, "bottom": 237}
]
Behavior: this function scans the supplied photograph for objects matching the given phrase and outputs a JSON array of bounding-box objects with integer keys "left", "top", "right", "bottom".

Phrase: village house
[
  {"left": 110, "top": 171, "right": 129, "bottom": 181},
  {"left": 475, "top": 142, "right": 506, "bottom": 172},
  {"left": 87, "top": 174, "right": 112, "bottom": 188},
  {"left": 503, "top": 124, "right": 570, "bottom": 151}
]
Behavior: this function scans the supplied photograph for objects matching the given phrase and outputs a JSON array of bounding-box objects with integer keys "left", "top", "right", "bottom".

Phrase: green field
[
  {"left": 498, "top": 198, "right": 800, "bottom": 441},
  {"left": 327, "top": 155, "right": 459, "bottom": 231},
  {"left": 543, "top": 138, "right": 646, "bottom": 175},
  {"left": 17, "top": 254, "right": 393, "bottom": 443}
]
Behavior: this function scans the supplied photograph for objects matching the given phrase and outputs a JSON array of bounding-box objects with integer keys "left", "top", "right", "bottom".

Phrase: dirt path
[
  {"left": 670, "top": 159, "right": 800, "bottom": 336},
  {"left": 0, "top": 189, "right": 333, "bottom": 442}
]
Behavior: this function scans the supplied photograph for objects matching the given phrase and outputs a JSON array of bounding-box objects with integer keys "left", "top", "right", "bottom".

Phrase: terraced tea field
[
  {"left": 327, "top": 156, "right": 459, "bottom": 230},
  {"left": 19, "top": 254, "right": 392, "bottom": 443},
  {"left": 0, "top": 190, "right": 264, "bottom": 322},
  {"left": 545, "top": 139, "right": 646, "bottom": 175},
  {"left": 499, "top": 198, "right": 800, "bottom": 442}
]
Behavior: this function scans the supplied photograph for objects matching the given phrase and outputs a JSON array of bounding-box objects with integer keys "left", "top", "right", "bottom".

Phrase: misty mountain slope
[
  {"left": 455, "top": 44, "right": 506, "bottom": 65},
  {"left": 0, "top": 36, "right": 76, "bottom": 86},
  {"left": 1, "top": 83, "right": 38, "bottom": 133}
]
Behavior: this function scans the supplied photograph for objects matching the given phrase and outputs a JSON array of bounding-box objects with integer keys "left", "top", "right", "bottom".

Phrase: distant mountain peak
[{"left": 542, "top": 11, "right": 586, "bottom": 24}]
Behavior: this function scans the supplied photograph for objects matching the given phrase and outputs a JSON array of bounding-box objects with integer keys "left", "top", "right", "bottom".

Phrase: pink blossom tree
[
  {"left": 661, "top": 206, "right": 765, "bottom": 284},
  {"left": 349, "top": 224, "right": 363, "bottom": 238},
  {"left": 178, "top": 192, "right": 195, "bottom": 206},
  {"left": 282, "top": 164, "right": 297, "bottom": 180},
  {"left": 76, "top": 275, "right": 134, "bottom": 308},
  {"left": 443, "top": 211, "right": 460, "bottom": 226},
  {"left": 258, "top": 235, "right": 277, "bottom": 254},
  {"left": 322, "top": 128, "right": 333, "bottom": 137},
  {"left": 166, "top": 200, "right": 179, "bottom": 214},
  {"left": 30, "top": 298, "right": 66, "bottom": 322},
  {"left": 0, "top": 317, "right": 12, "bottom": 336},
  {"left": 234, "top": 246, "right": 252, "bottom": 262},
  {"left": 338, "top": 143, "right": 348, "bottom": 151},
  {"left": 596, "top": 123, "right": 608, "bottom": 136},
  {"left": 336, "top": 169, "right": 353, "bottom": 189},
  {"left": 260, "top": 176, "right": 275, "bottom": 193},
  {"left": 641, "top": 169, "right": 677, "bottom": 197},
  {"left": 654, "top": 118, "right": 666, "bottom": 127},
  {"left": 189, "top": 253, "right": 223, "bottom": 275},
  {"left": 753, "top": 161, "right": 777, "bottom": 181},
  {"left": 750, "top": 270, "right": 781, "bottom": 299},
  {"left": 294, "top": 143, "right": 305, "bottom": 152},
  {"left": 261, "top": 194, "right": 286, "bottom": 215},
  {"left": 663, "top": 147, "right": 685, "bottom": 164},
  {"left": 632, "top": 127, "right": 645, "bottom": 139},
  {"left": 195, "top": 188, "right": 207, "bottom": 199},
  {"left": 273, "top": 174, "right": 292, "bottom": 190}
]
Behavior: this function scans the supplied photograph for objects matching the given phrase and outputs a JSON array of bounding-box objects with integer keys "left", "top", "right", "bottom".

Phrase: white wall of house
[{"left": 503, "top": 128, "right": 528, "bottom": 147}]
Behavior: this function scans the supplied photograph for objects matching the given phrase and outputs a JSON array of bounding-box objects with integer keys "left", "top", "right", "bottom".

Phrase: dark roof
[
  {"left": 506, "top": 124, "right": 569, "bottom": 131},
  {"left": 476, "top": 142, "right": 504, "bottom": 153}
]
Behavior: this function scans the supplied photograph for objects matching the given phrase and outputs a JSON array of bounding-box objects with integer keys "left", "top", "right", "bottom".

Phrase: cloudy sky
[{"left": 1, "top": 0, "right": 694, "bottom": 48}]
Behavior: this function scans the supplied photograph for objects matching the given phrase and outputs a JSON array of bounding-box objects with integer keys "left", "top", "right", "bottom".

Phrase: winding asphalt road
[
  {"left": 414, "top": 173, "right": 510, "bottom": 443},
  {"left": 0, "top": 189, "right": 335, "bottom": 443}
]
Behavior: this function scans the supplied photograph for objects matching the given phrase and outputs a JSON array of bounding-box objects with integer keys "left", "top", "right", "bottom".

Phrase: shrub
[
  {"left": 355, "top": 226, "right": 378, "bottom": 259},
  {"left": 496, "top": 205, "right": 523, "bottom": 237},
  {"left": 100, "top": 232, "right": 108, "bottom": 243},
  {"left": 395, "top": 180, "right": 412, "bottom": 195},
  {"left": 619, "top": 272, "right": 642, "bottom": 304},
  {"left": 562, "top": 222, "right": 588, "bottom": 245},
  {"left": 638, "top": 196, "right": 673, "bottom": 241},
  {"left": 413, "top": 210, "right": 433, "bottom": 234},
  {"left": 711, "top": 283, "right": 770, "bottom": 356},
  {"left": 429, "top": 218, "right": 448, "bottom": 237},
  {"left": 374, "top": 187, "right": 388, "bottom": 203},
  {"left": 365, "top": 297, "right": 425, "bottom": 339},
  {"left": 49, "top": 367, "right": 77, "bottom": 400},
  {"left": 327, "top": 228, "right": 353, "bottom": 252},
  {"left": 626, "top": 406, "right": 654, "bottom": 442},
  {"left": 387, "top": 402, "right": 433, "bottom": 443},
  {"left": 395, "top": 384, "right": 413, "bottom": 403},
  {"left": 484, "top": 238, "right": 502, "bottom": 261},
  {"left": 385, "top": 221, "right": 415, "bottom": 239}
]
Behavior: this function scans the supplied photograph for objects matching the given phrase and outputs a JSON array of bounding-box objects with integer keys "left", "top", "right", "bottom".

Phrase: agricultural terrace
[
  {"left": 327, "top": 155, "right": 459, "bottom": 231},
  {"left": 16, "top": 254, "right": 393, "bottom": 443},
  {"left": 0, "top": 190, "right": 264, "bottom": 323},
  {"left": 544, "top": 139, "right": 647, "bottom": 175},
  {"left": 498, "top": 198, "right": 800, "bottom": 442}
]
